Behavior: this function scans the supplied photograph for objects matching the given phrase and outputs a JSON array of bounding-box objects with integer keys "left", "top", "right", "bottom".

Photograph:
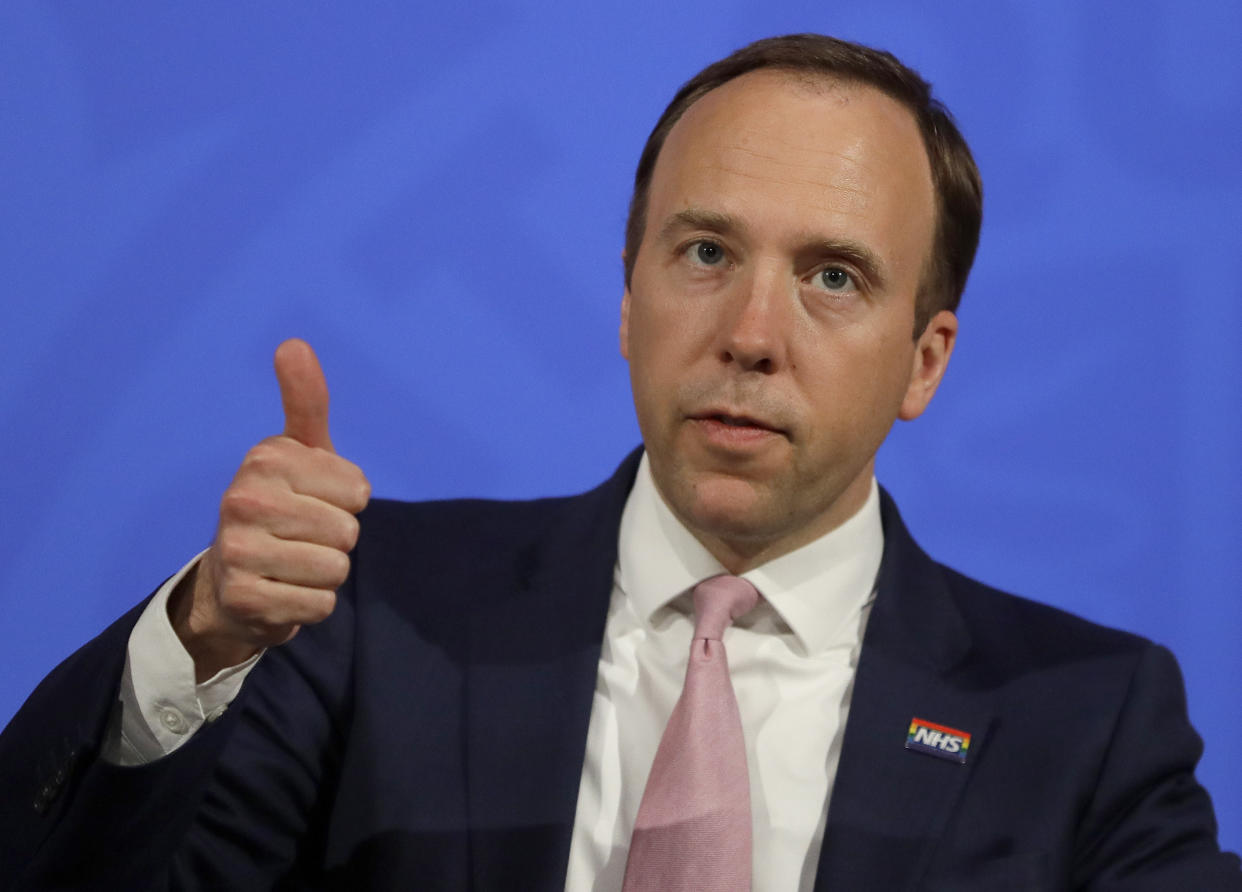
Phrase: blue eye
[
  {"left": 819, "top": 267, "right": 855, "bottom": 291},
  {"left": 692, "top": 241, "right": 724, "bottom": 265}
]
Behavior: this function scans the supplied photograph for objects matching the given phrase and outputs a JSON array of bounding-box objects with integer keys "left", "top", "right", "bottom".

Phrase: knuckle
[
  {"left": 242, "top": 439, "right": 288, "bottom": 474},
  {"left": 219, "top": 487, "right": 265, "bottom": 523},
  {"left": 341, "top": 483, "right": 370, "bottom": 515},
  {"left": 338, "top": 514, "right": 361, "bottom": 551},
  {"left": 324, "top": 550, "right": 351, "bottom": 587},
  {"left": 214, "top": 529, "right": 253, "bottom": 568},
  {"left": 335, "top": 463, "right": 370, "bottom": 512},
  {"left": 306, "top": 590, "right": 337, "bottom": 624}
]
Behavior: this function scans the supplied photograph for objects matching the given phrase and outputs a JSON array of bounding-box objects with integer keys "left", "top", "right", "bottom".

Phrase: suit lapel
[
  {"left": 464, "top": 452, "right": 640, "bottom": 890},
  {"left": 457, "top": 463, "right": 990, "bottom": 890},
  {"left": 814, "top": 491, "right": 995, "bottom": 891}
]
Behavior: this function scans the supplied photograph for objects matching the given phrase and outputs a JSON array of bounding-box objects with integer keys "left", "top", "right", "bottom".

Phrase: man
[{"left": 2, "top": 34, "right": 1238, "bottom": 891}]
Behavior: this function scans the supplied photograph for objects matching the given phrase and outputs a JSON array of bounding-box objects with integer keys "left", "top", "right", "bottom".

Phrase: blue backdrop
[{"left": 2, "top": 0, "right": 1239, "bottom": 849}]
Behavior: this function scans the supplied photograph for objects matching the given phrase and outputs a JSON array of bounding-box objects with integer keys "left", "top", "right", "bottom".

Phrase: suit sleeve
[
  {"left": 1072, "top": 643, "right": 1242, "bottom": 890},
  {"left": 0, "top": 572, "right": 357, "bottom": 892}
]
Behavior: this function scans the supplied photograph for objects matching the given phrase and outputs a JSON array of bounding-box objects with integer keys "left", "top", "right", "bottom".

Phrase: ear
[
  {"left": 619, "top": 250, "right": 632, "bottom": 361},
  {"left": 899, "top": 309, "right": 957, "bottom": 421},
  {"left": 620, "top": 287, "right": 632, "bottom": 360}
]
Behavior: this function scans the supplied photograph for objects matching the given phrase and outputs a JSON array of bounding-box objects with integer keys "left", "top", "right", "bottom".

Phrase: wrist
[{"left": 167, "top": 556, "right": 259, "bottom": 682}]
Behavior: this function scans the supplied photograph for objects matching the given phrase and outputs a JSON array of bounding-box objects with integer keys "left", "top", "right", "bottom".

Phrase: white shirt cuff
[{"left": 106, "top": 551, "right": 263, "bottom": 765}]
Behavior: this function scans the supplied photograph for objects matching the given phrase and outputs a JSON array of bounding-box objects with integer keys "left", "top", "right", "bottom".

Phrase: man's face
[{"left": 621, "top": 70, "right": 957, "bottom": 571}]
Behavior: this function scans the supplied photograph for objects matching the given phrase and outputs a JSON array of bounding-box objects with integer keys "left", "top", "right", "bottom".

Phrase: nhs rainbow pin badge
[{"left": 906, "top": 717, "right": 971, "bottom": 764}]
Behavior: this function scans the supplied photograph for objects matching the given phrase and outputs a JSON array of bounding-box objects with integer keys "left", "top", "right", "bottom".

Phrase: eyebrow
[
  {"left": 657, "top": 208, "right": 742, "bottom": 243},
  {"left": 657, "top": 207, "right": 892, "bottom": 291}
]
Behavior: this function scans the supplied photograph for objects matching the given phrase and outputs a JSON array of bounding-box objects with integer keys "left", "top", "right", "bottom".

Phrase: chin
[{"left": 677, "top": 472, "right": 780, "bottom": 543}]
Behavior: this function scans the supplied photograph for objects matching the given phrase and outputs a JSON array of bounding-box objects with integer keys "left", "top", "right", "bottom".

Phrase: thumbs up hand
[{"left": 169, "top": 340, "right": 371, "bottom": 681}]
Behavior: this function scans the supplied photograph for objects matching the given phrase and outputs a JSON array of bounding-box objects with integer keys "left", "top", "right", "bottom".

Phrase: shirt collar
[{"left": 617, "top": 453, "right": 884, "bottom": 656}]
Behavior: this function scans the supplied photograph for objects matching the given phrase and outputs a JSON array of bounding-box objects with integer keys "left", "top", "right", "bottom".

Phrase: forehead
[{"left": 648, "top": 70, "right": 935, "bottom": 280}]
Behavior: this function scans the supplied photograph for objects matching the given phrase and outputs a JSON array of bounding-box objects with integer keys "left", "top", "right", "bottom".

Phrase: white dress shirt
[
  {"left": 564, "top": 456, "right": 882, "bottom": 891},
  {"left": 112, "top": 456, "right": 884, "bottom": 891},
  {"left": 108, "top": 550, "right": 259, "bottom": 766}
]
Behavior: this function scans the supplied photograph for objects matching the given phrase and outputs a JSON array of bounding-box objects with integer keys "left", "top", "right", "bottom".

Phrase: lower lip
[{"left": 691, "top": 417, "right": 782, "bottom": 447}]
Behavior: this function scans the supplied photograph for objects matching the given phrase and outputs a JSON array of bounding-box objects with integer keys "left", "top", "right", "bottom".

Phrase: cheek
[
  {"left": 625, "top": 312, "right": 677, "bottom": 417},
  {"left": 804, "top": 335, "right": 913, "bottom": 431},
  {"left": 629, "top": 294, "right": 709, "bottom": 372}
]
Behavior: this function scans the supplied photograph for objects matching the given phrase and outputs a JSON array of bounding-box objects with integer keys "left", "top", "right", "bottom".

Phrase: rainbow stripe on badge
[{"left": 906, "top": 717, "right": 971, "bottom": 764}]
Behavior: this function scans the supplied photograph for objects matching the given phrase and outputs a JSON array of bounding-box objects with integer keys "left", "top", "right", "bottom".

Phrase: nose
[{"left": 718, "top": 265, "right": 788, "bottom": 373}]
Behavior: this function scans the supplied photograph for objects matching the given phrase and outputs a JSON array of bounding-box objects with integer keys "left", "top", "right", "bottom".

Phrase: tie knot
[{"left": 692, "top": 575, "right": 759, "bottom": 641}]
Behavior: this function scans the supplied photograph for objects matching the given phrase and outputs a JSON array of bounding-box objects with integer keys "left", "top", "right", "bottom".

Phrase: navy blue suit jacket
[{"left": 2, "top": 451, "right": 1239, "bottom": 890}]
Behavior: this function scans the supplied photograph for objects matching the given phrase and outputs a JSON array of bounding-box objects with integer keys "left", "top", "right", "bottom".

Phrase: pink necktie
[{"left": 622, "top": 575, "right": 760, "bottom": 892}]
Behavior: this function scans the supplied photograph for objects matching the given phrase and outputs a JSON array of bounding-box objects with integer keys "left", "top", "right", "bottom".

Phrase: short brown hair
[{"left": 623, "top": 34, "right": 983, "bottom": 336}]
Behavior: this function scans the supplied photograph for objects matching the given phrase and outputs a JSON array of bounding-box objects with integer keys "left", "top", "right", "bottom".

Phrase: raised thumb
[{"left": 274, "top": 338, "right": 334, "bottom": 451}]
